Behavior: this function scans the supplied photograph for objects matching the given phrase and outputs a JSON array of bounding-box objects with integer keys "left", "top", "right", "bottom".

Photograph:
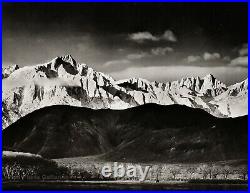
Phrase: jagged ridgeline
[{"left": 2, "top": 55, "right": 248, "bottom": 129}]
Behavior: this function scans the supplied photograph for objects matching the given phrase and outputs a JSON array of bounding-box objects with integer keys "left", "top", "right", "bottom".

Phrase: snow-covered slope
[
  {"left": 2, "top": 151, "right": 42, "bottom": 158},
  {"left": 2, "top": 55, "right": 248, "bottom": 129},
  {"left": 210, "top": 79, "right": 248, "bottom": 117},
  {"left": 2, "top": 64, "right": 19, "bottom": 79}
]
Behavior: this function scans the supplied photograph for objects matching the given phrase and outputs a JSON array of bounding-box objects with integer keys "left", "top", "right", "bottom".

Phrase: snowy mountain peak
[
  {"left": 228, "top": 78, "right": 248, "bottom": 96},
  {"left": 60, "top": 54, "right": 76, "bottom": 66},
  {"left": 177, "top": 74, "right": 226, "bottom": 97},
  {"left": 28, "top": 55, "right": 93, "bottom": 80},
  {"left": 202, "top": 74, "right": 219, "bottom": 86},
  {"left": 2, "top": 64, "right": 20, "bottom": 79},
  {"left": 200, "top": 74, "right": 227, "bottom": 96},
  {"left": 50, "top": 54, "right": 77, "bottom": 72},
  {"left": 204, "top": 73, "right": 215, "bottom": 79},
  {"left": 210, "top": 78, "right": 248, "bottom": 118},
  {"left": 241, "top": 78, "right": 248, "bottom": 87},
  {"left": 116, "top": 77, "right": 153, "bottom": 92},
  {"left": 2, "top": 56, "right": 248, "bottom": 129},
  {"left": 116, "top": 77, "right": 151, "bottom": 84}
]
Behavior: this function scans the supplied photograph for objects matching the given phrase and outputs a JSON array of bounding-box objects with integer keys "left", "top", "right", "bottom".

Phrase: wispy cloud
[
  {"left": 229, "top": 56, "right": 248, "bottom": 67},
  {"left": 223, "top": 56, "right": 231, "bottom": 62},
  {"left": 3, "top": 76, "right": 80, "bottom": 92},
  {"left": 239, "top": 43, "right": 248, "bottom": 56},
  {"left": 126, "top": 47, "right": 174, "bottom": 60},
  {"left": 110, "top": 65, "right": 247, "bottom": 85},
  {"left": 151, "top": 47, "right": 174, "bottom": 56},
  {"left": 161, "top": 30, "right": 177, "bottom": 42},
  {"left": 103, "top": 52, "right": 149, "bottom": 68},
  {"left": 128, "top": 32, "right": 159, "bottom": 43},
  {"left": 184, "top": 55, "right": 202, "bottom": 63},
  {"left": 127, "top": 52, "right": 148, "bottom": 60},
  {"left": 184, "top": 52, "right": 221, "bottom": 64},
  {"left": 129, "top": 30, "right": 177, "bottom": 43},
  {"left": 229, "top": 43, "right": 248, "bottom": 67},
  {"left": 103, "top": 59, "right": 131, "bottom": 67},
  {"left": 203, "top": 52, "right": 221, "bottom": 61}
]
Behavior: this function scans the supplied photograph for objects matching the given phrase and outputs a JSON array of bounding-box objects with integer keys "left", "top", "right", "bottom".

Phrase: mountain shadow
[{"left": 2, "top": 104, "right": 248, "bottom": 163}]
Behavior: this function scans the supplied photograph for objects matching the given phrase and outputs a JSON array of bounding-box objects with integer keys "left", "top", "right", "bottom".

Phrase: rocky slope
[
  {"left": 3, "top": 104, "right": 247, "bottom": 162},
  {"left": 2, "top": 55, "right": 248, "bottom": 129},
  {"left": 2, "top": 64, "right": 19, "bottom": 79},
  {"left": 210, "top": 79, "right": 248, "bottom": 117}
]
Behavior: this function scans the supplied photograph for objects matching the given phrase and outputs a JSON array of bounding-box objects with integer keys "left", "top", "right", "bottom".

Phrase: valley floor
[
  {"left": 3, "top": 180, "right": 248, "bottom": 190},
  {"left": 54, "top": 158, "right": 248, "bottom": 182}
]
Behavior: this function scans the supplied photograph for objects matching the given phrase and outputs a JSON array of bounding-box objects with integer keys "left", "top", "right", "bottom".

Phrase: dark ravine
[{"left": 3, "top": 104, "right": 247, "bottom": 163}]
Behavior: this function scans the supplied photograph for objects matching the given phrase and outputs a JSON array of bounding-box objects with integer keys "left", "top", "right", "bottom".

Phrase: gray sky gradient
[{"left": 3, "top": 3, "right": 248, "bottom": 84}]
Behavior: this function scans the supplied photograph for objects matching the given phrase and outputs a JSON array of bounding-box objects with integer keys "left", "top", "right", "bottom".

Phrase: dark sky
[{"left": 3, "top": 3, "right": 248, "bottom": 84}]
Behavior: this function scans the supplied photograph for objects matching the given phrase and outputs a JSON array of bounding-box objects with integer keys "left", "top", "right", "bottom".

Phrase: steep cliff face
[{"left": 2, "top": 55, "right": 248, "bottom": 129}]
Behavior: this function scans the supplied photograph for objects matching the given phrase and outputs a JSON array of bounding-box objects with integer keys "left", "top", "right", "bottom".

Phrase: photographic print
[{"left": 2, "top": 2, "right": 248, "bottom": 190}]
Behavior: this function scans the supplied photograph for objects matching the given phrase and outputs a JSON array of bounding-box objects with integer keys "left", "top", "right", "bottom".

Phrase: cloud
[
  {"left": 184, "top": 52, "right": 222, "bottom": 64},
  {"left": 126, "top": 47, "right": 174, "bottom": 61},
  {"left": 128, "top": 30, "right": 177, "bottom": 43},
  {"left": 128, "top": 32, "right": 158, "bottom": 43},
  {"left": 110, "top": 65, "right": 247, "bottom": 85},
  {"left": 162, "top": 30, "right": 177, "bottom": 42},
  {"left": 184, "top": 55, "right": 202, "bottom": 63},
  {"left": 103, "top": 59, "right": 131, "bottom": 67},
  {"left": 223, "top": 56, "right": 231, "bottom": 62},
  {"left": 203, "top": 52, "right": 221, "bottom": 61},
  {"left": 3, "top": 76, "right": 79, "bottom": 92},
  {"left": 118, "top": 48, "right": 125, "bottom": 52},
  {"left": 229, "top": 56, "right": 248, "bottom": 67},
  {"left": 127, "top": 52, "right": 148, "bottom": 60},
  {"left": 239, "top": 43, "right": 248, "bottom": 56},
  {"left": 229, "top": 44, "right": 248, "bottom": 67},
  {"left": 107, "top": 46, "right": 174, "bottom": 67},
  {"left": 151, "top": 47, "right": 174, "bottom": 56},
  {"left": 103, "top": 52, "right": 149, "bottom": 69}
]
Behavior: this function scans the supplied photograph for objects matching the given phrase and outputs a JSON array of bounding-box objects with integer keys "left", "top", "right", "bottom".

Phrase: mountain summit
[{"left": 2, "top": 55, "right": 248, "bottom": 129}]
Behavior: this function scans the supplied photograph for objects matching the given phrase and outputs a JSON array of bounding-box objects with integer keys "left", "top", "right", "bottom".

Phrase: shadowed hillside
[{"left": 3, "top": 104, "right": 247, "bottom": 163}]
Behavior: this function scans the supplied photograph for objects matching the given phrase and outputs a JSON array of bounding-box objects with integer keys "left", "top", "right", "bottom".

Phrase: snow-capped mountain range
[{"left": 2, "top": 55, "right": 248, "bottom": 129}]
